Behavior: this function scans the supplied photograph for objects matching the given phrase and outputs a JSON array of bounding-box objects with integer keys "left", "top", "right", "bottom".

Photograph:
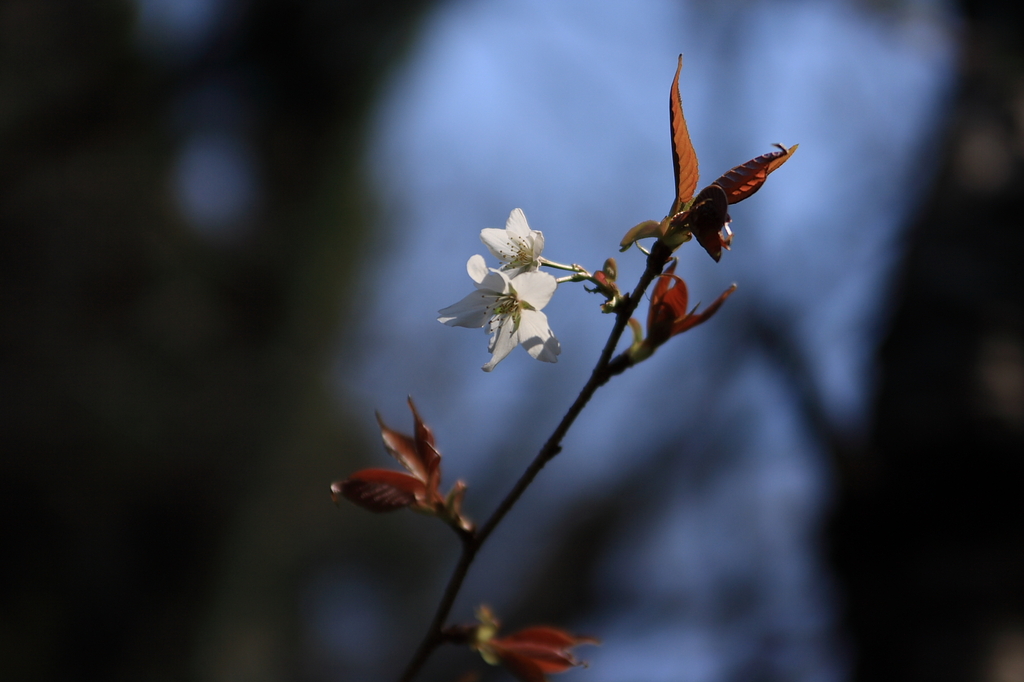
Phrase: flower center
[
  {"left": 490, "top": 293, "right": 523, "bottom": 331},
  {"left": 508, "top": 237, "right": 532, "bottom": 266}
]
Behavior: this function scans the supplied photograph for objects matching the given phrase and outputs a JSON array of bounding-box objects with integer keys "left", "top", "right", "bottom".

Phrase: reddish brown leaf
[
  {"left": 671, "top": 282, "right": 736, "bottom": 336},
  {"left": 659, "top": 280, "right": 690, "bottom": 319},
  {"left": 407, "top": 397, "right": 441, "bottom": 479},
  {"left": 669, "top": 54, "right": 699, "bottom": 215},
  {"left": 669, "top": 183, "right": 730, "bottom": 261},
  {"left": 642, "top": 259, "right": 736, "bottom": 349},
  {"left": 654, "top": 261, "right": 688, "bottom": 311},
  {"left": 336, "top": 469, "right": 424, "bottom": 513},
  {"left": 376, "top": 411, "right": 429, "bottom": 481},
  {"left": 500, "top": 627, "right": 587, "bottom": 649},
  {"left": 492, "top": 627, "right": 597, "bottom": 676},
  {"left": 472, "top": 608, "right": 597, "bottom": 682},
  {"left": 495, "top": 652, "right": 547, "bottom": 682},
  {"left": 711, "top": 143, "right": 798, "bottom": 205},
  {"left": 647, "top": 260, "right": 688, "bottom": 344}
]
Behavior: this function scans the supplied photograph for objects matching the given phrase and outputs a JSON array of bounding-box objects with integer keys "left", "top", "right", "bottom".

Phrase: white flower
[
  {"left": 480, "top": 208, "right": 545, "bottom": 275},
  {"left": 438, "top": 254, "right": 560, "bottom": 371}
]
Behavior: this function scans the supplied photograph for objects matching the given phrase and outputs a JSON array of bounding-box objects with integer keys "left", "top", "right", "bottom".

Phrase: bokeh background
[{"left": 3, "top": 1, "right": 1023, "bottom": 681}]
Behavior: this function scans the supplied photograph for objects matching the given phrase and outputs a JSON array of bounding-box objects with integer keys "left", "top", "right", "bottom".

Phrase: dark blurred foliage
[
  {"left": 829, "top": 1, "right": 1024, "bottom": 681},
  {"left": 0, "top": 1, "right": 433, "bottom": 680}
]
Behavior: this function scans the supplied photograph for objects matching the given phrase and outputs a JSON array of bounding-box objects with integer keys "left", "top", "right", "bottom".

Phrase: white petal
[
  {"left": 438, "top": 290, "right": 493, "bottom": 327},
  {"left": 508, "top": 270, "right": 557, "bottom": 310},
  {"left": 482, "top": 314, "right": 518, "bottom": 371},
  {"left": 477, "top": 269, "right": 511, "bottom": 295},
  {"left": 504, "top": 208, "right": 531, "bottom": 238},
  {"left": 467, "top": 254, "right": 489, "bottom": 283},
  {"left": 480, "top": 228, "right": 516, "bottom": 263},
  {"left": 517, "top": 309, "right": 560, "bottom": 363},
  {"left": 530, "top": 230, "right": 544, "bottom": 259},
  {"left": 509, "top": 209, "right": 543, "bottom": 263}
]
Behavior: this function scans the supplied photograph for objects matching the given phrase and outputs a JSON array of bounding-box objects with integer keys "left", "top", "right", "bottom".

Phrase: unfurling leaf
[
  {"left": 629, "top": 258, "right": 737, "bottom": 362},
  {"left": 408, "top": 398, "right": 439, "bottom": 470},
  {"left": 712, "top": 143, "right": 798, "bottom": 205},
  {"left": 619, "top": 219, "right": 663, "bottom": 251},
  {"left": 669, "top": 54, "right": 699, "bottom": 216},
  {"left": 627, "top": 59, "right": 797, "bottom": 257},
  {"left": 669, "top": 183, "right": 731, "bottom": 261},
  {"left": 377, "top": 414, "right": 427, "bottom": 481},
  {"left": 333, "top": 469, "right": 424, "bottom": 513},
  {"left": 333, "top": 400, "right": 474, "bottom": 531},
  {"left": 601, "top": 257, "right": 617, "bottom": 282},
  {"left": 471, "top": 606, "right": 599, "bottom": 682}
]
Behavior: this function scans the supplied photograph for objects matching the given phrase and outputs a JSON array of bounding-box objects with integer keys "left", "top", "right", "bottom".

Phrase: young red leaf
[
  {"left": 671, "top": 281, "right": 736, "bottom": 336},
  {"left": 646, "top": 261, "right": 690, "bottom": 347},
  {"left": 632, "top": 259, "right": 738, "bottom": 361},
  {"left": 407, "top": 397, "right": 441, "bottom": 481},
  {"left": 496, "top": 652, "right": 547, "bottom": 682},
  {"left": 669, "top": 54, "right": 700, "bottom": 216},
  {"left": 627, "top": 60, "right": 797, "bottom": 256},
  {"left": 473, "top": 607, "right": 598, "bottom": 682},
  {"left": 712, "top": 143, "right": 798, "bottom": 205},
  {"left": 501, "top": 627, "right": 587, "bottom": 649},
  {"left": 333, "top": 469, "right": 424, "bottom": 513},
  {"left": 376, "top": 411, "right": 429, "bottom": 481},
  {"left": 669, "top": 183, "right": 731, "bottom": 261},
  {"left": 333, "top": 399, "right": 474, "bottom": 530},
  {"left": 490, "top": 627, "right": 598, "bottom": 680}
]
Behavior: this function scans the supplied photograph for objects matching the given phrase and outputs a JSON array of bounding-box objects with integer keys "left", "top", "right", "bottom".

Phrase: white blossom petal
[
  {"left": 438, "top": 290, "right": 494, "bottom": 327},
  {"left": 517, "top": 309, "right": 560, "bottom": 363},
  {"left": 479, "top": 228, "right": 514, "bottom": 260},
  {"left": 466, "top": 254, "right": 489, "bottom": 283},
  {"left": 483, "top": 314, "right": 519, "bottom": 371},
  {"left": 504, "top": 207, "right": 531, "bottom": 238},
  {"left": 509, "top": 270, "right": 557, "bottom": 310},
  {"left": 530, "top": 230, "right": 544, "bottom": 260},
  {"left": 476, "top": 270, "right": 510, "bottom": 295},
  {"left": 478, "top": 208, "right": 544, "bottom": 274}
]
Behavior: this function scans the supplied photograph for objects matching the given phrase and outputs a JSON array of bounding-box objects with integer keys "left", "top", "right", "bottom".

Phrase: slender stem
[
  {"left": 476, "top": 242, "right": 669, "bottom": 544},
  {"left": 395, "top": 241, "right": 672, "bottom": 682},
  {"left": 396, "top": 538, "right": 477, "bottom": 682},
  {"left": 539, "top": 257, "right": 589, "bottom": 274}
]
